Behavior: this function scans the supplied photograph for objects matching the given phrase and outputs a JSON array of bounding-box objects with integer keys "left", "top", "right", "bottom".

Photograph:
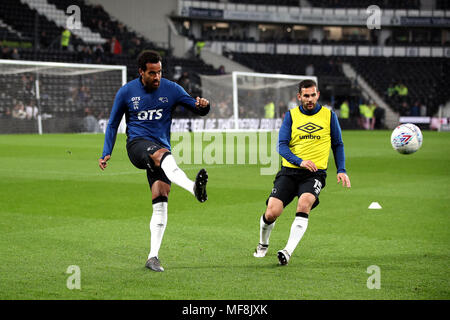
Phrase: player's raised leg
[
  {"left": 278, "top": 193, "right": 315, "bottom": 266},
  {"left": 151, "top": 148, "right": 208, "bottom": 202},
  {"left": 254, "top": 197, "right": 283, "bottom": 258}
]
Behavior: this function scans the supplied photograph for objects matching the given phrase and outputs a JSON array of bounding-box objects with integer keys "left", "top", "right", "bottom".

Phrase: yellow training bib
[{"left": 282, "top": 106, "right": 331, "bottom": 170}]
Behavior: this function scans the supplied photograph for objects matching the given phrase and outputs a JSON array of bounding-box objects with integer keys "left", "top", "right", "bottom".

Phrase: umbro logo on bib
[{"left": 297, "top": 122, "right": 323, "bottom": 134}]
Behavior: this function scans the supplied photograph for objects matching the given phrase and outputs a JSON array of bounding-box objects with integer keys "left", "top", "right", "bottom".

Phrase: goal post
[
  {"left": 232, "top": 71, "right": 318, "bottom": 130},
  {"left": 0, "top": 59, "right": 127, "bottom": 134},
  {"left": 199, "top": 71, "right": 318, "bottom": 131}
]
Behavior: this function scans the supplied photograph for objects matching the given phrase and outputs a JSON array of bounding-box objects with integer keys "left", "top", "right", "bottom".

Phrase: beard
[
  {"left": 303, "top": 101, "right": 315, "bottom": 110},
  {"left": 143, "top": 78, "right": 160, "bottom": 90}
]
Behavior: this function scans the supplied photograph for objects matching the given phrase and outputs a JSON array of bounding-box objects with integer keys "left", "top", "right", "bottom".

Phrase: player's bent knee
[
  {"left": 149, "top": 148, "right": 170, "bottom": 167},
  {"left": 297, "top": 193, "right": 316, "bottom": 213},
  {"left": 266, "top": 197, "right": 283, "bottom": 221}
]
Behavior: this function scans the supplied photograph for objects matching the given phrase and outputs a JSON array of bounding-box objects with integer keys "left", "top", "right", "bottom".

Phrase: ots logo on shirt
[
  {"left": 131, "top": 96, "right": 141, "bottom": 110},
  {"left": 137, "top": 109, "right": 163, "bottom": 120}
]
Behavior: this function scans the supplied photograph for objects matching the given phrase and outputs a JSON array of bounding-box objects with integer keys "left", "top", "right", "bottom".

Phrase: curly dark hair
[{"left": 137, "top": 50, "right": 162, "bottom": 71}]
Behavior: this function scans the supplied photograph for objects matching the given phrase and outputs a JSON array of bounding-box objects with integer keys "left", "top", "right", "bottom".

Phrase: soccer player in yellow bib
[{"left": 254, "top": 79, "right": 351, "bottom": 265}]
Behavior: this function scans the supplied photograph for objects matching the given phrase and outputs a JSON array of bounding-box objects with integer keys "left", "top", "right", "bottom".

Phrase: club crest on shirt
[
  {"left": 131, "top": 96, "right": 141, "bottom": 110},
  {"left": 159, "top": 97, "right": 169, "bottom": 103}
]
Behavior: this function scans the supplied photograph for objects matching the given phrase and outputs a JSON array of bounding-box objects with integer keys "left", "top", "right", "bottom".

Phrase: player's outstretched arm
[
  {"left": 99, "top": 155, "right": 111, "bottom": 171},
  {"left": 337, "top": 173, "right": 351, "bottom": 188}
]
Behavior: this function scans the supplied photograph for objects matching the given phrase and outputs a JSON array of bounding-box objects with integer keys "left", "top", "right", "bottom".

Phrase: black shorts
[
  {"left": 126, "top": 138, "right": 171, "bottom": 187},
  {"left": 267, "top": 166, "right": 327, "bottom": 210}
]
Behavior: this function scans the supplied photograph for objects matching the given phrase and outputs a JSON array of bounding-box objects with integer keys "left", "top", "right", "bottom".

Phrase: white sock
[
  {"left": 148, "top": 201, "right": 168, "bottom": 259},
  {"left": 260, "top": 214, "right": 275, "bottom": 246},
  {"left": 160, "top": 154, "right": 195, "bottom": 195},
  {"left": 283, "top": 215, "right": 309, "bottom": 256}
]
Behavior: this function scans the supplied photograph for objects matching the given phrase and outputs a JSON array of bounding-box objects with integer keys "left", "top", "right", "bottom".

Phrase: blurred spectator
[
  {"left": 264, "top": 99, "right": 275, "bottom": 119},
  {"left": 400, "top": 101, "right": 410, "bottom": 116},
  {"left": 21, "top": 75, "right": 35, "bottom": 98},
  {"left": 125, "top": 37, "right": 144, "bottom": 58},
  {"left": 323, "top": 101, "right": 334, "bottom": 112},
  {"left": 40, "top": 31, "right": 50, "bottom": 48},
  {"left": 277, "top": 101, "right": 288, "bottom": 118},
  {"left": 70, "top": 35, "right": 83, "bottom": 52},
  {"left": 77, "top": 86, "right": 91, "bottom": 105},
  {"left": 12, "top": 101, "right": 26, "bottom": 119},
  {"left": 367, "top": 101, "right": 377, "bottom": 130},
  {"left": 305, "top": 63, "right": 315, "bottom": 76},
  {"left": 11, "top": 48, "right": 20, "bottom": 60},
  {"left": 395, "top": 82, "right": 408, "bottom": 97},
  {"left": 61, "top": 29, "right": 71, "bottom": 51},
  {"left": 93, "top": 44, "right": 104, "bottom": 63},
  {"left": 117, "top": 22, "right": 125, "bottom": 35},
  {"left": 80, "top": 46, "right": 94, "bottom": 63},
  {"left": 24, "top": 99, "right": 38, "bottom": 120},
  {"left": 420, "top": 102, "right": 428, "bottom": 117},
  {"left": 358, "top": 101, "right": 368, "bottom": 129},
  {"left": 288, "top": 96, "right": 297, "bottom": 110},
  {"left": 1, "top": 46, "right": 11, "bottom": 59},
  {"left": 0, "top": 106, "right": 12, "bottom": 118},
  {"left": 173, "top": 65, "right": 183, "bottom": 81},
  {"left": 374, "top": 104, "right": 385, "bottom": 129},
  {"left": 387, "top": 82, "right": 397, "bottom": 97},
  {"left": 177, "top": 72, "right": 192, "bottom": 95},
  {"left": 111, "top": 36, "right": 122, "bottom": 55},
  {"left": 323, "top": 59, "right": 334, "bottom": 75},
  {"left": 82, "top": 107, "right": 101, "bottom": 133},
  {"left": 102, "top": 38, "right": 111, "bottom": 54},
  {"left": 133, "top": 38, "right": 144, "bottom": 56},
  {"left": 195, "top": 40, "right": 205, "bottom": 58},
  {"left": 339, "top": 100, "right": 350, "bottom": 119},
  {"left": 410, "top": 100, "right": 421, "bottom": 116},
  {"left": 339, "top": 99, "right": 350, "bottom": 128},
  {"left": 218, "top": 65, "right": 226, "bottom": 75}
]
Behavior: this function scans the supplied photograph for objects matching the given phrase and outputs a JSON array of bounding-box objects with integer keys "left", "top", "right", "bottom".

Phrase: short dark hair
[
  {"left": 137, "top": 50, "right": 162, "bottom": 71},
  {"left": 298, "top": 79, "right": 318, "bottom": 93}
]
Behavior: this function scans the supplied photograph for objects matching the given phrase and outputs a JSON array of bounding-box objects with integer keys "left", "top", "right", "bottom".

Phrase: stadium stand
[
  {"left": 0, "top": 0, "right": 221, "bottom": 126},
  {"left": 229, "top": 52, "right": 364, "bottom": 127},
  {"left": 0, "top": 22, "right": 25, "bottom": 43},
  {"left": 436, "top": 0, "right": 450, "bottom": 10},
  {"left": 230, "top": 52, "right": 449, "bottom": 119},
  {"left": 231, "top": 53, "right": 345, "bottom": 79},
  {"left": 46, "top": 0, "right": 160, "bottom": 55},
  {"left": 350, "top": 56, "right": 450, "bottom": 116},
  {"left": 188, "top": 0, "right": 420, "bottom": 8},
  {"left": 0, "top": 0, "right": 219, "bottom": 72},
  {"left": 0, "top": 0, "right": 65, "bottom": 47},
  {"left": 227, "top": 0, "right": 300, "bottom": 5},
  {"left": 306, "top": 0, "right": 420, "bottom": 8},
  {"left": 1, "top": 0, "right": 448, "bottom": 132}
]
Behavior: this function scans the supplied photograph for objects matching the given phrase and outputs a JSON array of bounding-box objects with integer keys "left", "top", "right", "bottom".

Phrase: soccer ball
[{"left": 390, "top": 123, "right": 423, "bottom": 154}]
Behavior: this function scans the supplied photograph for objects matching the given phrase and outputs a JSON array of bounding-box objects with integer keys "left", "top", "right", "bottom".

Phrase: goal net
[
  {"left": 0, "top": 59, "right": 126, "bottom": 134},
  {"left": 198, "top": 71, "right": 318, "bottom": 131}
]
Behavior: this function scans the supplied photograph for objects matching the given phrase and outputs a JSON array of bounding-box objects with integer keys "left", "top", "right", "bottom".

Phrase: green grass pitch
[{"left": 0, "top": 130, "right": 448, "bottom": 300}]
